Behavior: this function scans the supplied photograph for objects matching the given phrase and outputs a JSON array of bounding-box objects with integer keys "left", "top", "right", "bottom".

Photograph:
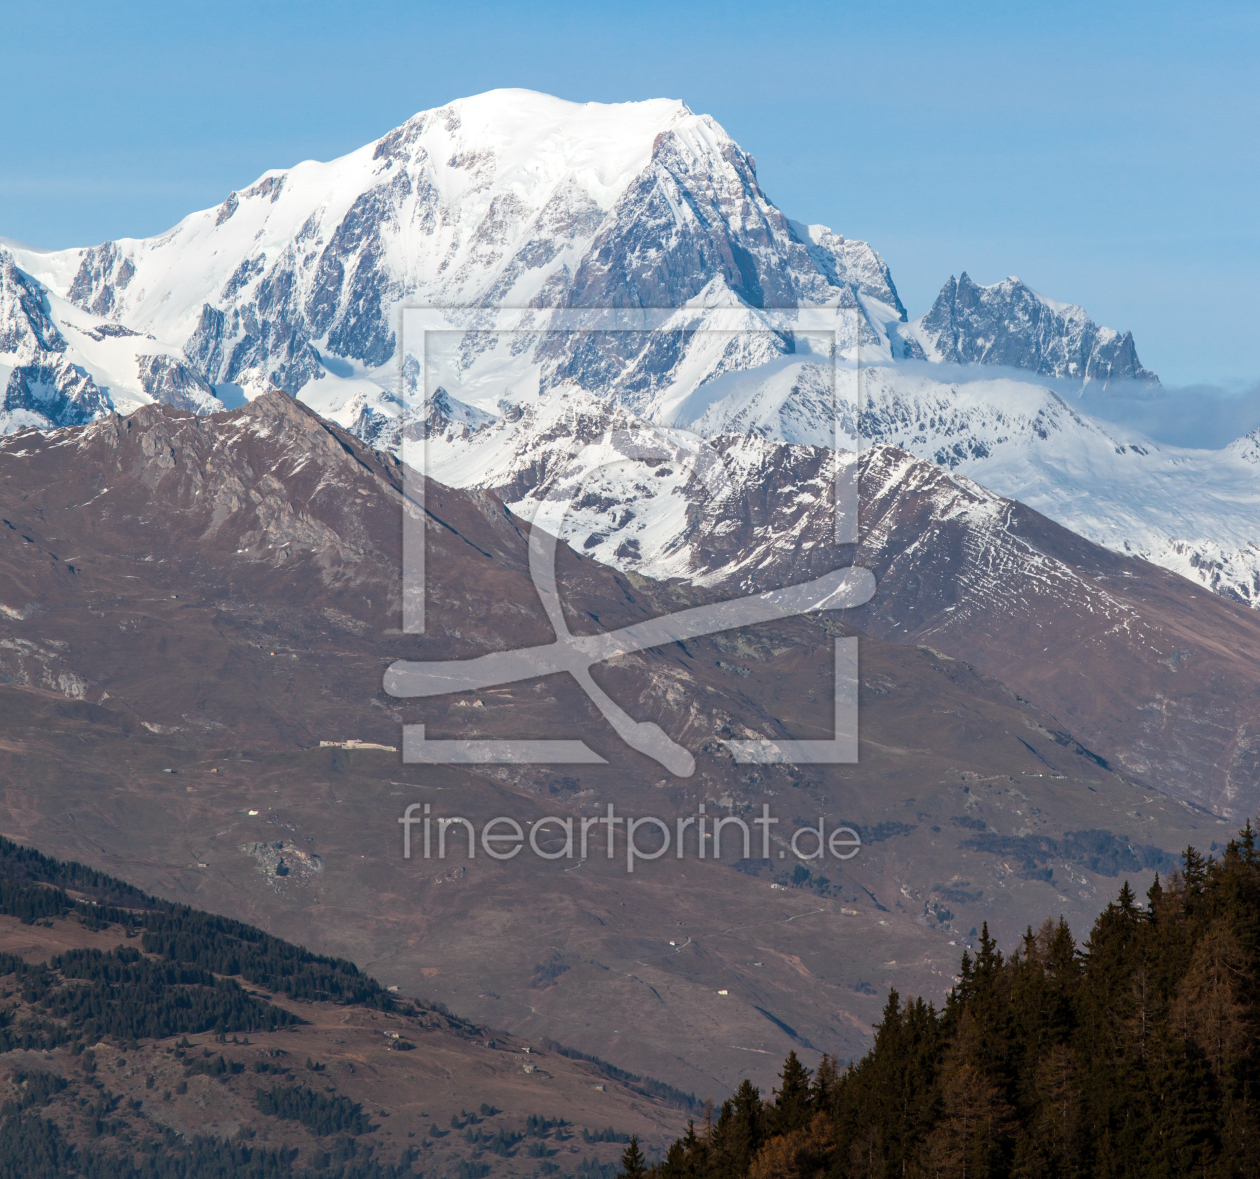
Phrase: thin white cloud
[{"left": 890, "top": 359, "right": 1260, "bottom": 449}]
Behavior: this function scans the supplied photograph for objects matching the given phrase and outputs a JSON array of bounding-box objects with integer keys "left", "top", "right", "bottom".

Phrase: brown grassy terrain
[
  {"left": 0, "top": 908, "right": 689, "bottom": 1171},
  {"left": 0, "top": 396, "right": 1241, "bottom": 1099}
]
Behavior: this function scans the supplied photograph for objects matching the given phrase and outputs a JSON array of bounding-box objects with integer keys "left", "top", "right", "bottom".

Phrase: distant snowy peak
[
  {"left": 912, "top": 272, "right": 1158, "bottom": 387},
  {"left": 47, "top": 91, "right": 707, "bottom": 404}
]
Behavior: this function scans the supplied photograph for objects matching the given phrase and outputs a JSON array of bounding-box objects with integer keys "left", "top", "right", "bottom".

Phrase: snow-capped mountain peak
[
  {"left": 3, "top": 89, "right": 1254, "bottom": 614},
  {"left": 5, "top": 90, "right": 911, "bottom": 437},
  {"left": 20, "top": 92, "right": 705, "bottom": 403},
  {"left": 911, "top": 271, "right": 1158, "bottom": 386}
]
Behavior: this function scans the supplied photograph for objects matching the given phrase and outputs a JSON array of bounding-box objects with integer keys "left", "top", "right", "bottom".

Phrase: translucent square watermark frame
[{"left": 383, "top": 306, "right": 875, "bottom": 777}]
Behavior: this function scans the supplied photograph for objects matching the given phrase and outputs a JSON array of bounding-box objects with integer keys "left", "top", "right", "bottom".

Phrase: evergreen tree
[
  {"left": 810, "top": 1054, "right": 838, "bottom": 1111},
  {"left": 618, "top": 1135, "right": 647, "bottom": 1179},
  {"left": 768, "top": 1051, "right": 812, "bottom": 1135}
]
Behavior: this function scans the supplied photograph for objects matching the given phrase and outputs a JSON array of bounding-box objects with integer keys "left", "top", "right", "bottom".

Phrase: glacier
[{"left": 0, "top": 88, "right": 1255, "bottom": 608}]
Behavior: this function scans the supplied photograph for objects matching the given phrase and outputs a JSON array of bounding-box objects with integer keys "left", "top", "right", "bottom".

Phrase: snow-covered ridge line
[
  {"left": 1, "top": 89, "right": 929, "bottom": 439},
  {"left": 419, "top": 354, "right": 1257, "bottom": 607},
  {"left": 3, "top": 88, "right": 1251, "bottom": 612}
]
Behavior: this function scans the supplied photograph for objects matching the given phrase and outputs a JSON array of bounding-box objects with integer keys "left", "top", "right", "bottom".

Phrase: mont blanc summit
[
  {"left": 4, "top": 90, "right": 938, "bottom": 432},
  {"left": 1, "top": 90, "right": 1256, "bottom": 610}
]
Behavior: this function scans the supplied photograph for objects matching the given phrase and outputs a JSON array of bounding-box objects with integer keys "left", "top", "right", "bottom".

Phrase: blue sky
[{"left": 3, "top": 0, "right": 1257, "bottom": 391}]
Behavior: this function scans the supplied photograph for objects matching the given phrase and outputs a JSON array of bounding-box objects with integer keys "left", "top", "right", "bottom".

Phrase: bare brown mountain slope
[
  {"left": 662, "top": 440, "right": 1260, "bottom": 817},
  {"left": 0, "top": 394, "right": 1231, "bottom": 1098}
]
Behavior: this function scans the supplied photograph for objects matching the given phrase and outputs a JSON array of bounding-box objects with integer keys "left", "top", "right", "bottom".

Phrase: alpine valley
[{"left": 0, "top": 91, "right": 1258, "bottom": 1102}]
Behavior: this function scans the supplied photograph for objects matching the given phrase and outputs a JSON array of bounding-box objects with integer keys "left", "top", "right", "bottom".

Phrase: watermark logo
[
  {"left": 399, "top": 802, "right": 862, "bottom": 872},
  {"left": 383, "top": 307, "right": 874, "bottom": 776}
]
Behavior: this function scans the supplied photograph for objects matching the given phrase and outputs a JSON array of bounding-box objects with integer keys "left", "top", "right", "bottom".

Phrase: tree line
[
  {"left": 632, "top": 822, "right": 1260, "bottom": 1179},
  {"left": 0, "top": 1064, "right": 411, "bottom": 1179},
  {"left": 0, "top": 836, "right": 402, "bottom": 1010},
  {"left": 0, "top": 942, "right": 298, "bottom": 1045},
  {"left": 0, "top": 1111, "right": 417, "bottom": 1179}
]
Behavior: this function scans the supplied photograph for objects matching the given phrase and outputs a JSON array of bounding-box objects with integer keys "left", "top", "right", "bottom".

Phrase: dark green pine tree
[
  {"left": 710, "top": 1079, "right": 764, "bottom": 1178},
  {"left": 730, "top": 1079, "right": 765, "bottom": 1167},
  {"left": 1075, "top": 880, "right": 1149, "bottom": 1171},
  {"left": 657, "top": 1138, "right": 690, "bottom": 1179},
  {"left": 1182, "top": 848, "right": 1209, "bottom": 912},
  {"left": 619, "top": 1134, "right": 647, "bottom": 1179},
  {"left": 965, "top": 921, "right": 1014, "bottom": 1091},
  {"left": 810, "top": 1053, "right": 839, "bottom": 1112},
  {"left": 657, "top": 1122, "right": 708, "bottom": 1179},
  {"left": 1239, "top": 817, "right": 1258, "bottom": 863},
  {"left": 1136, "top": 1028, "right": 1219, "bottom": 1177},
  {"left": 769, "top": 1050, "right": 813, "bottom": 1134},
  {"left": 655, "top": 1118, "right": 705, "bottom": 1179}
]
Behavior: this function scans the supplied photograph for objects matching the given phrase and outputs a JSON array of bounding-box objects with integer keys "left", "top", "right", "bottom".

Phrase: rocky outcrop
[
  {"left": 0, "top": 250, "right": 66, "bottom": 358},
  {"left": 135, "top": 354, "right": 224, "bottom": 414},
  {"left": 67, "top": 241, "right": 136, "bottom": 319},
  {"left": 3, "top": 356, "right": 111, "bottom": 428},
  {"left": 2, "top": 249, "right": 110, "bottom": 430},
  {"left": 914, "top": 273, "right": 1158, "bottom": 385}
]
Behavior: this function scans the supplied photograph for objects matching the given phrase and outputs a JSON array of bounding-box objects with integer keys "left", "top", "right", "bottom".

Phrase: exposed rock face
[
  {"left": 0, "top": 250, "right": 66, "bottom": 359},
  {"left": 135, "top": 354, "right": 224, "bottom": 414},
  {"left": 553, "top": 128, "right": 892, "bottom": 316},
  {"left": 66, "top": 240, "right": 136, "bottom": 318},
  {"left": 242, "top": 839, "right": 325, "bottom": 886},
  {"left": 3, "top": 252, "right": 107, "bottom": 428},
  {"left": 913, "top": 273, "right": 1158, "bottom": 385},
  {"left": 3, "top": 356, "right": 111, "bottom": 428},
  {"left": 532, "top": 121, "right": 898, "bottom": 410},
  {"left": 181, "top": 303, "right": 226, "bottom": 381},
  {"left": 1, "top": 250, "right": 110, "bottom": 428},
  {"left": 791, "top": 221, "right": 907, "bottom": 320}
]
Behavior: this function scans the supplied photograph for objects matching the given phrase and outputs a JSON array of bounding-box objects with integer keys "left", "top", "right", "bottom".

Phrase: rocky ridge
[{"left": 911, "top": 272, "right": 1158, "bottom": 386}]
